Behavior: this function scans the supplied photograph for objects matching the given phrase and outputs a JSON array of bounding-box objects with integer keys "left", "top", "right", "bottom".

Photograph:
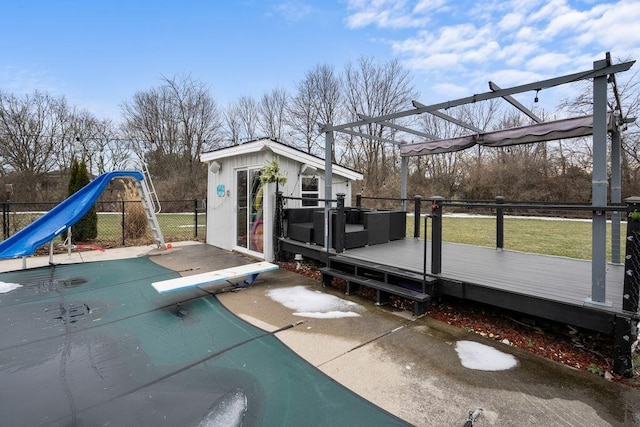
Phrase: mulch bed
[{"left": 277, "top": 260, "right": 640, "bottom": 387}]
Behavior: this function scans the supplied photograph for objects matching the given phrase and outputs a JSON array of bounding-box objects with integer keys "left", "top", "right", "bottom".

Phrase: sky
[{"left": 1, "top": 0, "right": 639, "bottom": 122}]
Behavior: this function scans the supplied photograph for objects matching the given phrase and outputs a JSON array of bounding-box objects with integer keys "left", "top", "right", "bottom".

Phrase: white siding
[
  {"left": 205, "top": 144, "right": 357, "bottom": 261},
  {"left": 207, "top": 152, "right": 265, "bottom": 256}
]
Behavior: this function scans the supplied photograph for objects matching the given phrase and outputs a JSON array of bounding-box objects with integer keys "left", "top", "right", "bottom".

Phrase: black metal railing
[
  {"left": 1, "top": 199, "right": 206, "bottom": 247},
  {"left": 294, "top": 191, "right": 639, "bottom": 377},
  {"left": 274, "top": 192, "right": 337, "bottom": 260}
]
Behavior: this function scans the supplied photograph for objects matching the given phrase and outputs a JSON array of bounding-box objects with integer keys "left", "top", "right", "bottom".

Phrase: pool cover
[{"left": 0, "top": 257, "right": 409, "bottom": 426}]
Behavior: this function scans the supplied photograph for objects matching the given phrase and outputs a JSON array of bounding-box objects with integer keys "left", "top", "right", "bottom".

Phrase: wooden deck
[
  {"left": 281, "top": 237, "right": 633, "bottom": 333},
  {"left": 345, "top": 239, "right": 632, "bottom": 332}
]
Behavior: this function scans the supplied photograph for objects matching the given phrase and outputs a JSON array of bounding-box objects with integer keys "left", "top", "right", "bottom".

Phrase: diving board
[{"left": 152, "top": 262, "right": 279, "bottom": 294}]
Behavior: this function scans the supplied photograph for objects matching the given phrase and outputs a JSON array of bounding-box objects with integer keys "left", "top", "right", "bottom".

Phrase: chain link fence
[{"left": 1, "top": 199, "right": 207, "bottom": 251}]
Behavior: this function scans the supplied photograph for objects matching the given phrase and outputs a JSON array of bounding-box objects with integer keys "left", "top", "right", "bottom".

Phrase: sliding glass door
[{"left": 236, "top": 168, "right": 263, "bottom": 254}]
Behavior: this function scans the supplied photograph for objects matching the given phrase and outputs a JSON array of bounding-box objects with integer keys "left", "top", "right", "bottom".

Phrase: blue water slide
[{"left": 0, "top": 171, "right": 144, "bottom": 259}]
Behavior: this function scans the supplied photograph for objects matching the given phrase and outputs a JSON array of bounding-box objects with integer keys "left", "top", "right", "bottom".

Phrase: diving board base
[{"left": 152, "top": 262, "right": 279, "bottom": 294}]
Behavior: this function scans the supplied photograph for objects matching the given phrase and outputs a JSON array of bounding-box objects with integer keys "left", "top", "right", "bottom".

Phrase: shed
[{"left": 200, "top": 138, "right": 363, "bottom": 261}]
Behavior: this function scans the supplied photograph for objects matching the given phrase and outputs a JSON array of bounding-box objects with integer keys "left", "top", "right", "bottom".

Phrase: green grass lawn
[
  {"left": 407, "top": 215, "right": 626, "bottom": 261},
  {"left": 8, "top": 210, "right": 626, "bottom": 261},
  {"left": 95, "top": 212, "right": 207, "bottom": 240},
  {"left": 8, "top": 212, "right": 207, "bottom": 243}
]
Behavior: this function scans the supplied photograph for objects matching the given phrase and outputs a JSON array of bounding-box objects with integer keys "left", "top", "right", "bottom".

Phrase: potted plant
[{"left": 259, "top": 158, "right": 287, "bottom": 186}]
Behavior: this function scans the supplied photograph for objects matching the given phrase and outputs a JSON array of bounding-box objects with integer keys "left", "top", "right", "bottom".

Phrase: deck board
[{"left": 339, "top": 239, "right": 627, "bottom": 314}]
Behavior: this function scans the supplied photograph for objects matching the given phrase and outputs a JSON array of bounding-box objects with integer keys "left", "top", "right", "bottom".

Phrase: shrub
[
  {"left": 122, "top": 181, "right": 148, "bottom": 239},
  {"left": 64, "top": 158, "right": 98, "bottom": 242}
]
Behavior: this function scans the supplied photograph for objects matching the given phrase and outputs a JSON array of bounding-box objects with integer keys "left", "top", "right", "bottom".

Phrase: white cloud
[
  {"left": 543, "top": 10, "right": 585, "bottom": 38},
  {"left": 501, "top": 42, "right": 540, "bottom": 67},
  {"left": 431, "top": 82, "right": 470, "bottom": 98},
  {"left": 413, "top": 0, "right": 447, "bottom": 13},
  {"left": 403, "top": 54, "right": 464, "bottom": 72},
  {"left": 461, "top": 40, "right": 501, "bottom": 63},
  {"left": 514, "top": 26, "right": 538, "bottom": 41},
  {"left": 272, "top": 1, "right": 313, "bottom": 22},
  {"left": 345, "top": 0, "right": 434, "bottom": 29},
  {"left": 573, "top": 1, "right": 640, "bottom": 54},
  {"left": 1, "top": 66, "right": 60, "bottom": 95},
  {"left": 486, "top": 69, "right": 544, "bottom": 87},
  {"left": 527, "top": 0, "right": 571, "bottom": 24},
  {"left": 498, "top": 12, "right": 524, "bottom": 31},
  {"left": 347, "top": 0, "right": 638, "bottom": 109},
  {"left": 527, "top": 52, "right": 574, "bottom": 72}
]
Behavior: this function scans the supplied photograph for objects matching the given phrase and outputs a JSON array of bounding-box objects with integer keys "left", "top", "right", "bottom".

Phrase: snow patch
[
  {"left": 455, "top": 340, "right": 518, "bottom": 371},
  {"left": 267, "top": 286, "right": 362, "bottom": 318},
  {"left": 196, "top": 389, "right": 247, "bottom": 427},
  {"left": 0, "top": 282, "right": 22, "bottom": 293},
  {"left": 294, "top": 310, "right": 361, "bottom": 319}
]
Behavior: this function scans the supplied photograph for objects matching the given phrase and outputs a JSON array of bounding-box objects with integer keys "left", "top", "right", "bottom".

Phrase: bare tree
[
  {"left": 288, "top": 75, "right": 320, "bottom": 153},
  {"left": 121, "top": 75, "right": 223, "bottom": 197},
  {"left": 91, "top": 119, "right": 131, "bottom": 174},
  {"left": 411, "top": 108, "right": 471, "bottom": 197},
  {"left": 55, "top": 109, "right": 101, "bottom": 174},
  {"left": 121, "top": 86, "right": 179, "bottom": 158},
  {"left": 559, "top": 61, "right": 640, "bottom": 197},
  {"left": 122, "top": 75, "right": 222, "bottom": 162},
  {"left": 313, "top": 64, "right": 343, "bottom": 129},
  {"left": 0, "top": 91, "right": 79, "bottom": 200},
  {"left": 162, "top": 75, "right": 222, "bottom": 160},
  {"left": 223, "top": 101, "right": 243, "bottom": 145},
  {"left": 259, "top": 87, "right": 288, "bottom": 141},
  {"left": 288, "top": 64, "right": 343, "bottom": 155},
  {"left": 236, "top": 95, "right": 260, "bottom": 142},
  {"left": 342, "top": 57, "right": 417, "bottom": 194},
  {"left": 0, "top": 91, "right": 69, "bottom": 174},
  {"left": 0, "top": 91, "right": 73, "bottom": 200}
]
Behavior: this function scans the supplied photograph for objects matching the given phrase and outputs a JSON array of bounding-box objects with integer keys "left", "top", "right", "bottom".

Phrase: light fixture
[
  {"left": 209, "top": 161, "right": 222, "bottom": 174},
  {"left": 300, "top": 164, "right": 317, "bottom": 176},
  {"left": 534, "top": 89, "right": 540, "bottom": 103}
]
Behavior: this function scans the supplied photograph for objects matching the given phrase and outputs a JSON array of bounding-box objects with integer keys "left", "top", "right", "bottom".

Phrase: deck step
[
  {"left": 320, "top": 267, "right": 431, "bottom": 316},
  {"left": 330, "top": 255, "right": 438, "bottom": 284}
]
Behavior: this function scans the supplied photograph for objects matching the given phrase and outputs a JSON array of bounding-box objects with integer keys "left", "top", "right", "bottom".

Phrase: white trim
[
  {"left": 300, "top": 175, "right": 320, "bottom": 207},
  {"left": 201, "top": 138, "right": 363, "bottom": 181},
  {"left": 233, "top": 246, "right": 265, "bottom": 260}
]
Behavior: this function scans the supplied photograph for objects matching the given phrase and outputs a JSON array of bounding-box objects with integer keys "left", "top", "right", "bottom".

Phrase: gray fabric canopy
[{"left": 401, "top": 115, "right": 613, "bottom": 156}]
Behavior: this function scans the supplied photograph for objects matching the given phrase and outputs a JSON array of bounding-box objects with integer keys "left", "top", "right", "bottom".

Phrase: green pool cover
[{"left": 0, "top": 257, "right": 409, "bottom": 426}]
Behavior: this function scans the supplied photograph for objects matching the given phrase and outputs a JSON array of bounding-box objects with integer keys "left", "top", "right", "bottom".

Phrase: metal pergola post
[
  {"left": 400, "top": 142, "right": 407, "bottom": 211},
  {"left": 590, "top": 58, "right": 609, "bottom": 305},
  {"left": 320, "top": 54, "right": 634, "bottom": 306},
  {"left": 324, "top": 130, "right": 334, "bottom": 250}
]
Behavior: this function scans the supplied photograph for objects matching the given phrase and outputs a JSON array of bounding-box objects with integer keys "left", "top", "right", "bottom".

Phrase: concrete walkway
[{"left": 2, "top": 241, "right": 639, "bottom": 426}]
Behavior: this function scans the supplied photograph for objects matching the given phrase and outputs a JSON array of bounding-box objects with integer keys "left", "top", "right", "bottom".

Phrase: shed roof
[{"left": 201, "top": 138, "right": 363, "bottom": 181}]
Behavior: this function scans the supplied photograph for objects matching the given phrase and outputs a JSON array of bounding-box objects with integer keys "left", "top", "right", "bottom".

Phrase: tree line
[{"left": 1, "top": 56, "right": 639, "bottom": 204}]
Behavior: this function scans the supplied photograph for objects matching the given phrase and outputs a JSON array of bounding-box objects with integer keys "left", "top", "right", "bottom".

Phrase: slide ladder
[{"left": 133, "top": 165, "right": 166, "bottom": 249}]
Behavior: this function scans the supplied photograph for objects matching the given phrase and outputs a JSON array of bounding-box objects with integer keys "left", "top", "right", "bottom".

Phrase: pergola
[{"left": 320, "top": 52, "right": 635, "bottom": 307}]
